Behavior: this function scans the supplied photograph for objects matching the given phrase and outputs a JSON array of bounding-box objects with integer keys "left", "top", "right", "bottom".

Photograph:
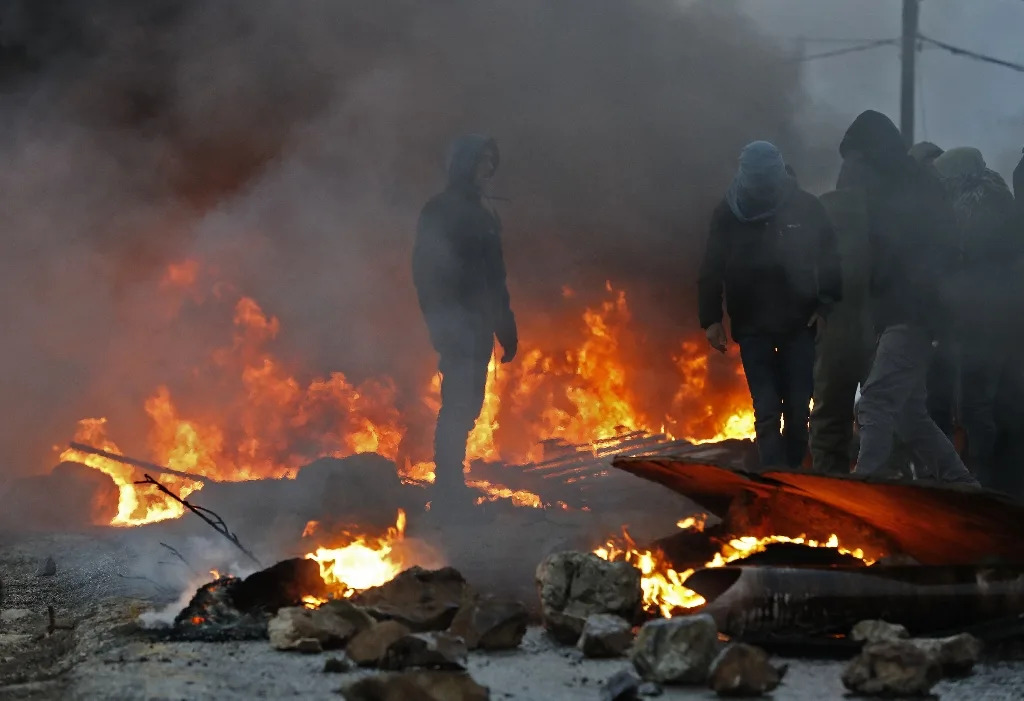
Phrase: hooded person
[
  {"left": 933, "top": 146, "right": 1019, "bottom": 488},
  {"left": 809, "top": 178, "right": 874, "bottom": 475},
  {"left": 838, "top": 110, "right": 978, "bottom": 485},
  {"left": 412, "top": 134, "right": 518, "bottom": 504},
  {"left": 909, "top": 141, "right": 944, "bottom": 166},
  {"left": 699, "top": 140, "right": 841, "bottom": 468}
]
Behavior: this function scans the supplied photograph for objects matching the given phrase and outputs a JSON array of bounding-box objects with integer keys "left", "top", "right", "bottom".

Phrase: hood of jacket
[
  {"left": 446, "top": 134, "right": 499, "bottom": 195},
  {"left": 725, "top": 140, "right": 796, "bottom": 223},
  {"left": 840, "top": 110, "right": 911, "bottom": 176}
]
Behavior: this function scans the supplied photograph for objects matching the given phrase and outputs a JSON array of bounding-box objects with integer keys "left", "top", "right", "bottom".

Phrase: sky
[{"left": 740, "top": 0, "right": 1024, "bottom": 179}]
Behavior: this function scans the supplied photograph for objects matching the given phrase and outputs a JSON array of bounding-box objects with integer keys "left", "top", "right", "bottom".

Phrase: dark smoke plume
[{"left": 0, "top": 0, "right": 830, "bottom": 477}]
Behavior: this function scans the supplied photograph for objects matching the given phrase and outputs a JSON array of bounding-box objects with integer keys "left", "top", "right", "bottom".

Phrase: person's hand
[
  {"left": 808, "top": 312, "right": 827, "bottom": 341},
  {"left": 705, "top": 322, "right": 728, "bottom": 353}
]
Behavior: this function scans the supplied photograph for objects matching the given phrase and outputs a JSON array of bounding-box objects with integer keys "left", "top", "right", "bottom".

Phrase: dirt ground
[{"left": 3, "top": 473, "right": 1024, "bottom": 700}]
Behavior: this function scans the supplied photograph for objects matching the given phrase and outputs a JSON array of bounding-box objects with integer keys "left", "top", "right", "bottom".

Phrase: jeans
[
  {"left": 855, "top": 325, "right": 977, "bottom": 483},
  {"left": 960, "top": 344, "right": 1002, "bottom": 487},
  {"left": 738, "top": 328, "right": 815, "bottom": 469},
  {"left": 433, "top": 347, "right": 490, "bottom": 488}
]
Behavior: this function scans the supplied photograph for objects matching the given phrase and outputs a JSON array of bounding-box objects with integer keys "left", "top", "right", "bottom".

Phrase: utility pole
[{"left": 900, "top": 0, "right": 920, "bottom": 146}]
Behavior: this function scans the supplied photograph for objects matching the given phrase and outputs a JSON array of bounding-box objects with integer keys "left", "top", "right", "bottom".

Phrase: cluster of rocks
[
  {"left": 535, "top": 551, "right": 785, "bottom": 698},
  {"left": 842, "top": 619, "right": 982, "bottom": 697},
  {"left": 268, "top": 566, "right": 527, "bottom": 700}
]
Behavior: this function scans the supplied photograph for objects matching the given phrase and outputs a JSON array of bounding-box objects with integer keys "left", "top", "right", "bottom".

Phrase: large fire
[
  {"left": 594, "top": 520, "right": 876, "bottom": 617},
  {"left": 59, "top": 261, "right": 755, "bottom": 527}
]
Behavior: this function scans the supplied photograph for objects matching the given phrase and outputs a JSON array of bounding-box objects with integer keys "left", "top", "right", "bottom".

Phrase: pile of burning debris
[{"left": 121, "top": 439, "right": 1024, "bottom": 699}]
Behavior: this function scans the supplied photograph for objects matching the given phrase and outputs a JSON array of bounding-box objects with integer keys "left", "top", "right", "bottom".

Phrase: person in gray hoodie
[{"left": 412, "top": 135, "right": 518, "bottom": 504}]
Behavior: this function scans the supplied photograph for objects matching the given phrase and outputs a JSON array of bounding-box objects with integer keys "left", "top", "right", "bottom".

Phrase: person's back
[{"left": 933, "top": 147, "right": 1019, "bottom": 486}]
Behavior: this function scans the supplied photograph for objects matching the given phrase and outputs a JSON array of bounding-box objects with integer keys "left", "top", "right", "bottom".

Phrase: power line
[
  {"left": 918, "top": 33, "right": 1024, "bottom": 73},
  {"left": 796, "top": 38, "right": 898, "bottom": 63}
]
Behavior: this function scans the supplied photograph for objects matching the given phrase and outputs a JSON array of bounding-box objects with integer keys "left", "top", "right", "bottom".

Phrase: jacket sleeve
[
  {"left": 489, "top": 226, "right": 517, "bottom": 350},
  {"left": 697, "top": 206, "right": 728, "bottom": 329},
  {"left": 813, "top": 198, "right": 843, "bottom": 307}
]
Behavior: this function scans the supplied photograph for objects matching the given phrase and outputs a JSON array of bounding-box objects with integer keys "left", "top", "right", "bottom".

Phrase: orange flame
[
  {"left": 306, "top": 509, "right": 407, "bottom": 598},
  {"left": 64, "top": 264, "right": 757, "bottom": 526},
  {"left": 595, "top": 527, "right": 876, "bottom": 617}
]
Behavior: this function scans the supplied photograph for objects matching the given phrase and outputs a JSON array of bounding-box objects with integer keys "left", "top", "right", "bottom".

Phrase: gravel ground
[{"left": 4, "top": 499, "right": 1024, "bottom": 700}]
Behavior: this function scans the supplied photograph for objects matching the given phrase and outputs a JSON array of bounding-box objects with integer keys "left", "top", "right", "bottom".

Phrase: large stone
[
  {"left": 347, "top": 620, "right": 413, "bottom": 667},
  {"left": 341, "top": 671, "right": 489, "bottom": 701},
  {"left": 382, "top": 631, "right": 468, "bottom": 671},
  {"left": 578, "top": 614, "right": 634, "bottom": 658},
  {"left": 535, "top": 551, "right": 642, "bottom": 644},
  {"left": 352, "top": 567, "right": 472, "bottom": 632},
  {"left": 909, "top": 633, "right": 982, "bottom": 676},
  {"left": 36, "top": 556, "right": 57, "bottom": 577},
  {"left": 448, "top": 595, "right": 528, "bottom": 651},
  {"left": 842, "top": 640, "right": 942, "bottom": 697},
  {"left": 602, "top": 669, "right": 641, "bottom": 701},
  {"left": 268, "top": 605, "right": 365, "bottom": 651},
  {"left": 708, "top": 643, "right": 785, "bottom": 697},
  {"left": 851, "top": 620, "right": 909, "bottom": 645},
  {"left": 630, "top": 615, "right": 718, "bottom": 685}
]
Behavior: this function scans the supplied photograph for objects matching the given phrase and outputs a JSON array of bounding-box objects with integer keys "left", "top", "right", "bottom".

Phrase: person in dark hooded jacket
[
  {"left": 413, "top": 135, "right": 518, "bottom": 501},
  {"left": 933, "top": 147, "right": 1019, "bottom": 487},
  {"left": 839, "top": 110, "right": 978, "bottom": 484},
  {"left": 699, "top": 141, "right": 841, "bottom": 468}
]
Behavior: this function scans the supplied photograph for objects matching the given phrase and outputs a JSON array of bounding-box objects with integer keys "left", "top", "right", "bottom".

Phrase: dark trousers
[
  {"left": 433, "top": 349, "right": 490, "bottom": 488},
  {"left": 810, "top": 316, "right": 873, "bottom": 474},
  {"left": 960, "top": 344, "right": 1002, "bottom": 487},
  {"left": 926, "top": 341, "right": 957, "bottom": 439},
  {"left": 738, "top": 328, "right": 815, "bottom": 469}
]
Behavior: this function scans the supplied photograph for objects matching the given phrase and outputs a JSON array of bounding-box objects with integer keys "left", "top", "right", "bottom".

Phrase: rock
[
  {"left": 36, "top": 556, "right": 56, "bottom": 577},
  {"left": 638, "top": 681, "right": 663, "bottom": 696},
  {"left": 232, "top": 558, "right": 329, "bottom": 613},
  {"left": 851, "top": 620, "right": 909, "bottom": 644},
  {"left": 347, "top": 620, "right": 413, "bottom": 667},
  {"left": 0, "top": 633, "right": 33, "bottom": 648},
  {"left": 630, "top": 614, "right": 718, "bottom": 685},
  {"left": 324, "top": 656, "right": 355, "bottom": 673},
  {"left": 340, "top": 671, "right": 489, "bottom": 701},
  {"left": 382, "top": 631, "right": 468, "bottom": 671},
  {"left": 909, "top": 633, "right": 982, "bottom": 676},
  {"left": 708, "top": 643, "right": 784, "bottom": 697},
  {"left": 535, "top": 551, "right": 642, "bottom": 644},
  {"left": 448, "top": 595, "right": 528, "bottom": 651},
  {"left": 295, "top": 637, "right": 323, "bottom": 654},
  {"left": 0, "top": 609, "right": 32, "bottom": 624},
  {"left": 352, "top": 567, "right": 472, "bottom": 632},
  {"left": 601, "top": 669, "right": 640, "bottom": 701},
  {"left": 578, "top": 614, "right": 633, "bottom": 658},
  {"left": 268, "top": 605, "right": 365, "bottom": 651},
  {"left": 842, "top": 640, "right": 942, "bottom": 697},
  {"left": 320, "top": 600, "right": 377, "bottom": 633}
]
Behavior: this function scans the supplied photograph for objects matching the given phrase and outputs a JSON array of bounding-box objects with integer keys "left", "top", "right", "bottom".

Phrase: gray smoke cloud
[{"left": 0, "top": 0, "right": 831, "bottom": 479}]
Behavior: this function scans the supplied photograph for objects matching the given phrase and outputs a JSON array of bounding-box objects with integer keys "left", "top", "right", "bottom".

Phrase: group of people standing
[
  {"left": 700, "top": 109, "right": 1024, "bottom": 489},
  {"left": 409, "top": 111, "right": 1023, "bottom": 508}
]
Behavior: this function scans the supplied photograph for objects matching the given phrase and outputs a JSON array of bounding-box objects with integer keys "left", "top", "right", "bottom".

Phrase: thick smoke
[{"left": 0, "top": 0, "right": 826, "bottom": 478}]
